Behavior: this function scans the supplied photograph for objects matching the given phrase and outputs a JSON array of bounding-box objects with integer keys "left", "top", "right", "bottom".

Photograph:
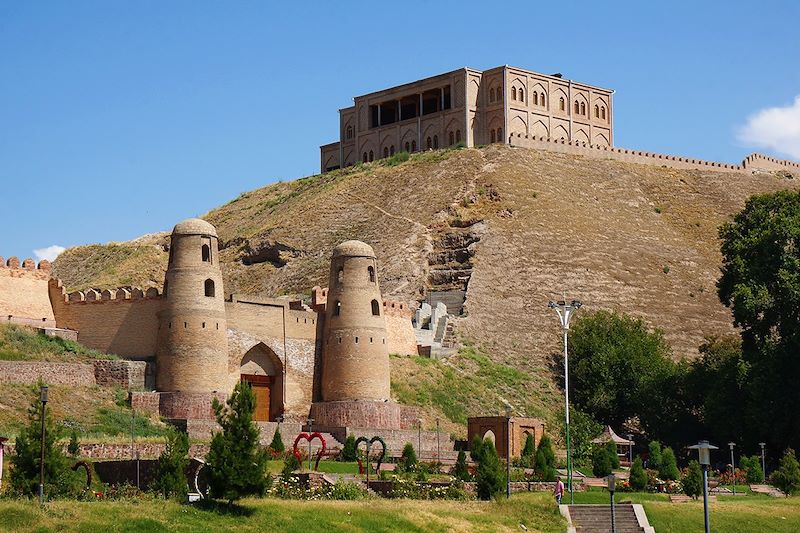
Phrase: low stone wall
[
  {"left": 0, "top": 361, "right": 96, "bottom": 386},
  {"left": 129, "top": 391, "right": 225, "bottom": 420},
  {"left": 75, "top": 442, "right": 210, "bottom": 460},
  {"left": 130, "top": 391, "right": 160, "bottom": 415},
  {"left": 310, "top": 400, "right": 419, "bottom": 430},
  {"left": 93, "top": 360, "right": 148, "bottom": 389}
]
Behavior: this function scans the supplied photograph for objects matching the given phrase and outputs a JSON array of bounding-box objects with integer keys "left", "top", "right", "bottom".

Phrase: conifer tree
[
  {"left": 648, "top": 441, "right": 662, "bottom": 470},
  {"left": 400, "top": 442, "right": 418, "bottom": 473},
  {"left": 521, "top": 433, "right": 536, "bottom": 460},
  {"left": 534, "top": 434, "right": 557, "bottom": 482},
  {"left": 592, "top": 445, "right": 612, "bottom": 477},
  {"left": 470, "top": 435, "right": 487, "bottom": 463},
  {"left": 268, "top": 426, "right": 285, "bottom": 455},
  {"left": 340, "top": 435, "right": 357, "bottom": 462},
  {"left": 772, "top": 448, "right": 800, "bottom": 496},
  {"left": 452, "top": 449, "right": 470, "bottom": 481},
  {"left": 282, "top": 452, "right": 301, "bottom": 480},
  {"left": 476, "top": 438, "right": 503, "bottom": 500},
  {"left": 67, "top": 429, "right": 80, "bottom": 457},
  {"left": 659, "top": 447, "right": 680, "bottom": 481},
  {"left": 629, "top": 457, "right": 648, "bottom": 491},
  {"left": 152, "top": 429, "right": 190, "bottom": 499},
  {"left": 682, "top": 460, "right": 703, "bottom": 499},
  {"left": 9, "top": 381, "right": 80, "bottom": 498},
  {"left": 606, "top": 440, "right": 620, "bottom": 469},
  {"left": 205, "top": 381, "right": 270, "bottom": 504}
]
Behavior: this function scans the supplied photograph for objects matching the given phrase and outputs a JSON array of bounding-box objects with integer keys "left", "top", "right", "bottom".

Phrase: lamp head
[
  {"left": 607, "top": 473, "right": 616, "bottom": 492},
  {"left": 688, "top": 440, "right": 718, "bottom": 466},
  {"left": 728, "top": 442, "right": 736, "bottom": 449},
  {"left": 759, "top": 442, "right": 766, "bottom": 448},
  {"left": 40, "top": 385, "right": 48, "bottom": 403}
]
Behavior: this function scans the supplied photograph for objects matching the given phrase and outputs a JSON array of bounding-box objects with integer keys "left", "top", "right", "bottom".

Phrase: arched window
[
  {"left": 595, "top": 105, "right": 599, "bottom": 118},
  {"left": 371, "top": 299, "right": 380, "bottom": 316},
  {"left": 490, "top": 129, "right": 496, "bottom": 143},
  {"left": 511, "top": 87, "right": 516, "bottom": 100},
  {"left": 580, "top": 102, "right": 586, "bottom": 115},
  {"left": 390, "top": 145, "right": 395, "bottom": 156},
  {"left": 601, "top": 106, "right": 606, "bottom": 119},
  {"left": 560, "top": 97, "right": 565, "bottom": 111},
  {"left": 497, "top": 127, "right": 502, "bottom": 142},
  {"left": 411, "top": 140, "right": 416, "bottom": 152},
  {"left": 541, "top": 92, "right": 546, "bottom": 106},
  {"left": 519, "top": 88, "right": 524, "bottom": 102},
  {"left": 449, "top": 131, "right": 454, "bottom": 145},
  {"left": 363, "top": 152, "right": 368, "bottom": 163},
  {"left": 201, "top": 244, "right": 210, "bottom": 262},
  {"left": 490, "top": 87, "right": 495, "bottom": 102},
  {"left": 334, "top": 300, "right": 341, "bottom": 316},
  {"left": 405, "top": 142, "right": 410, "bottom": 152},
  {"left": 368, "top": 265, "right": 375, "bottom": 282},
  {"left": 204, "top": 279, "right": 215, "bottom": 297},
  {"left": 383, "top": 147, "right": 389, "bottom": 158},
  {"left": 533, "top": 92, "right": 538, "bottom": 105},
  {"left": 456, "top": 130, "right": 461, "bottom": 143},
  {"left": 574, "top": 101, "right": 580, "bottom": 113},
  {"left": 337, "top": 267, "right": 344, "bottom": 283},
  {"left": 346, "top": 125, "right": 353, "bottom": 140},
  {"left": 427, "top": 136, "right": 432, "bottom": 149},
  {"left": 368, "top": 150, "right": 374, "bottom": 162},
  {"left": 433, "top": 135, "right": 438, "bottom": 148}
]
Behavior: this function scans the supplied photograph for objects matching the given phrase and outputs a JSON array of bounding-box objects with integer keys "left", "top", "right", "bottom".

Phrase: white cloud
[
  {"left": 33, "top": 245, "right": 66, "bottom": 262},
  {"left": 737, "top": 96, "right": 800, "bottom": 160}
]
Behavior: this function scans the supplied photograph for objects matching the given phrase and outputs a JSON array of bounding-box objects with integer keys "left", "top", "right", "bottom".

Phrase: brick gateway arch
[{"left": 239, "top": 342, "right": 284, "bottom": 422}]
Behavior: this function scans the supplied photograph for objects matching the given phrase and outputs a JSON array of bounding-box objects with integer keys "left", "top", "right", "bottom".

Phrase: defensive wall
[
  {"left": 0, "top": 359, "right": 147, "bottom": 389},
  {"left": 48, "top": 279, "right": 162, "bottom": 360},
  {"left": 507, "top": 134, "right": 798, "bottom": 175},
  {"left": 0, "top": 257, "right": 54, "bottom": 322}
]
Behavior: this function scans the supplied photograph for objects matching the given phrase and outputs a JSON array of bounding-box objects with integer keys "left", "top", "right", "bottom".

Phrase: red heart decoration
[{"left": 292, "top": 432, "right": 327, "bottom": 471}]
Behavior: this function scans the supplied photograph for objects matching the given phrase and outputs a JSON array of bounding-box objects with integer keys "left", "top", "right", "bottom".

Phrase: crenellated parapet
[
  {"left": 742, "top": 153, "right": 800, "bottom": 173},
  {"left": 382, "top": 299, "right": 413, "bottom": 318},
  {"left": 508, "top": 134, "right": 749, "bottom": 173},
  {"left": 48, "top": 278, "right": 162, "bottom": 304},
  {"left": 0, "top": 256, "right": 52, "bottom": 280}
]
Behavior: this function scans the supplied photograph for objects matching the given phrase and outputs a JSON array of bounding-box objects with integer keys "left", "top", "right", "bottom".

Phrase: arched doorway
[{"left": 240, "top": 343, "right": 284, "bottom": 422}]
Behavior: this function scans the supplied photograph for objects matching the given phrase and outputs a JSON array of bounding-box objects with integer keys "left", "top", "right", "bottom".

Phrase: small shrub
[
  {"left": 383, "top": 151, "right": 410, "bottom": 167},
  {"left": 534, "top": 434, "right": 557, "bottom": 482},
  {"left": 476, "top": 438, "right": 503, "bottom": 500},
  {"left": 521, "top": 433, "right": 536, "bottom": 460},
  {"left": 452, "top": 450, "right": 470, "bottom": 481},
  {"left": 740, "top": 455, "right": 765, "bottom": 483},
  {"left": 629, "top": 458, "right": 648, "bottom": 491},
  {"left": 662, "top": 265, "right": 670, "bottom": 274},
  {"left": 592, "top": 445, "right": 613, "bottom": 477},
  {"left": 68, "top": 429, "right": 80, "bottom": 457},
  {"left": 648, "top": 441, "right": 662, "bottom": 470},
  {"left": 282, "top": 453, "right": 301, "bottom": 479},
  {"left": 772, "top": 448, "right": 800, "bottom": 496},
  {"left": 659, "top": 447, "right": 680, "bottom": 481},
  {"left": 654, "top": 207, "right": 662, "bottom": 214},
  {"left": 340, "top": 435, "right": 358, "bottom": 461},
  {"left": 268, "top": 427, "right": 285, "bottom": 455},
  {"left": 470, "top": 435, "right": 487, "bottom": 463},
  {"left": 682, "top": 460, "right": 703, "bottom": 499},
  {"left": 399, "top": 442, "right": 418, "bottom": 473},
  {"left": 151, "top": 429, "right": 189, "bottom": 500},
  {"left": 606, "top": 440, "right": 620, "bottom": 469}
]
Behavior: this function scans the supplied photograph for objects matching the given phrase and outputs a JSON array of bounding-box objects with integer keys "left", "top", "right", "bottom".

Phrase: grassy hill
[{"left": 51, "top": 145, "right": 800, "bottom": 432}]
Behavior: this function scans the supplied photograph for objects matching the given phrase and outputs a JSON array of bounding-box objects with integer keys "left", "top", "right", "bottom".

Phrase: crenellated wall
[
  {"left": 382, "top": 299, "right": 418, "bottom": 356},
  {"left": 0, "top": 256, "right": 54, "bottom": 322},
  {"left": 48, "top": 279, "right": 162, "bottom": 359},
  {"left": 742, "top": 153, "right": 800, "bottom": 173}
]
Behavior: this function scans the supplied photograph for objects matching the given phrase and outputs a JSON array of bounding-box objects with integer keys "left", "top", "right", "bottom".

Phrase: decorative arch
[
  {"left": 553, "top": 124, "right": 569, "bottom": 140},
  {"left": 531, "top": 120, "right": 548, "bottom": 139},
  {"left": 483, "top": 429, "right": 496, "bottom": 444},
  {"left": 510, "top": 114, "right": 527, "bottom": 136},
  {"left": 240, "top": 342, "right": 284, "bottom": 422},
  {"left": 201, "top": 244, "right": 210, "bottom": 262},
  {"left": 594, "top": 132, "right": 610, "bottom": 146},
  {"left": 574, "top": 128, "right": 590, "bottom": 144}
]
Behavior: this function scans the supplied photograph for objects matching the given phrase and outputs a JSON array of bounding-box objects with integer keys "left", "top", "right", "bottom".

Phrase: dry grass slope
[{"left": 52, "top": 146, "right": 800, "bottom": 429}]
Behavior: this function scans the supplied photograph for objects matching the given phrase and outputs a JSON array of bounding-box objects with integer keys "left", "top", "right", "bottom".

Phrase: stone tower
[
  {"left": 320, "top": 240, "right": 391, "bottom": 402},
  {"left": 155, "top": 218, "right": 230, "bottom": 394}
]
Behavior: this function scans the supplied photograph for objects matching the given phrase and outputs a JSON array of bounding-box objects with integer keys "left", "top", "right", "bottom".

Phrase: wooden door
[{"left": 241, "top": 374, "right": 273, "bottom": 422}]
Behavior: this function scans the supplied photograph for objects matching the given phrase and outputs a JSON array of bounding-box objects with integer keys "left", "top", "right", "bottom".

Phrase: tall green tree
[
  {"left": 682, "top": 460, "right": 703, "bottom": 499},
  {"left": 605, "top": 440, "right": 620, "bottom": 469},
  {"left": 521, "top": 433, "right": 536, "bottom": 461},
  {"left": 533, "top": 434, "right": 557, "bottom": 482},
  {"left": 205, "top": 381, "right": 270, "bottom": 504},
  {"left": 718, "top": 191, "right": 800, "bottom": 450},
  {"left": 9, "top": 381, "right": 81, "bottom": 498},
  {"left": 475, "top": 438, "right": 503, "bottom": 500},
  {"left": 772, "top": 448, "right": 800, "bottom": 496},
  {"left": 452, "top": 450, "right": 470, "bottom": 481},
  {"left": 648, "top": 441, "right": 662, "bottom": 471},
  {"left": 151, "top": 429, "right": 190, "bottom": 500},
  {"left": 592, "top": 445, "right": 612, "bottom": 477},
  {"left": 629, "top": 458, "right": 648, "bottom": 491},
  {"left": 659, "top": 447, "right": 680, "bottom": 481}
]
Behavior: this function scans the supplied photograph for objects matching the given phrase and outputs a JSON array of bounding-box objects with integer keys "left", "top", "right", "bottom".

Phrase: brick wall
[
  {"left": 0, "top": 361, "right": 96, "bottom": 386},
  {"left": 0, "top": 258, "right": 54, "bottom": 321},
  {"left": 93, "top": 360, "right": 148, "bottom": 389}
]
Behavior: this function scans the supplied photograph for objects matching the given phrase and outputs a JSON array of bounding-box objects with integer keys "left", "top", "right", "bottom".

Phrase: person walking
[{"left": 554, "top": 477, "right": 565, "bottom": 505}]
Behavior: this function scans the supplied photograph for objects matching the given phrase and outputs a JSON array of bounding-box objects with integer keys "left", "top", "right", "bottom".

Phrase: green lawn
[
  {"left": 0, "top": 493, "right": 565, "bottom": 533},
  {"left": 265, "top": 460, "right": 360, "bottom": 475},
  {"left": 571, "top": 488, "right": 800, "bottom": 532}
]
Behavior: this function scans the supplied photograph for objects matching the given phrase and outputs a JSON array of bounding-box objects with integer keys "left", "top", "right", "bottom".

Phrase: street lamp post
[
  {"left": 506, "top": 405, "right": 513, "bottom": 499},
  {"left": 548, "top": 299, "right": 582, "bottom": 504},
  {"left": 689, "top": 440, "right": 719, "bottom": 533},
  {"left": 436, "top": 418, "right": 441, "bottom": 465},
  {"left": 627, "top": 434, "right": 634, "bottom": 466},
  {"left": 728, "top": 442, "right": 736, "bottom": 495},
  {"left": 306, "top": 417, "right": 314, "bottom": 471},
  {"left": 39, "top": 385, "right": 48, "bottom": 505},
  {"left": 417, "top": 418, "right": 423, "bottom": 462},
  {"left": 759, "top": 442, "right": 766, "bottom": 479},
  {"left": 608, "top": 473, "right": 617, "bottom": 533}
]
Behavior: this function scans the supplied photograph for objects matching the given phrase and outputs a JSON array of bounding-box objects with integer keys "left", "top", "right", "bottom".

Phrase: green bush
[
  {"left": 398, "top": 442, "right": 418, "bottom": 473},
  {"left": 151, "top": 429, "right": 189, "bottom": 500},
  {"left": 682, "top": 460, "right": 703, "bottom": 499},
  {"left": 740, "top": 455, "right": 765, "bottom": 483},
  {"left": 268, "top": 427, "right": 285, "bottom": 455},
  {"left": 606, "top": 441, "right": 620, "bottom": 469},
  {"left": 452, "top": 450, "right": 470, "bottom": 481},
  {"left": 772, "top": 448, "right": 800, "bottom": 496},
  {"left": 340, "top": 435, "right": 357, "bottom": 462},
  {"left": 659, "top": 447, "right": 680, "bottom": 481},
  {"left": 648, "top": 441, "right": 662, "bottom": 470},
  {"left": 629, "top": 457, "right": 648, "bottom": 491},
  {"left": 476, "top": 438, "right": 503, "bottom": 500},
  {"left": 68, "top": 429, "right": 80, "bottom": 457},
  {"left": 592, "top": 445, "right": 613, "bottom": 478},
  {"left": 382, "top": 151, "right": 410, "bottom": 167},
  {"left": 521, "top": 433, "right": 536, "bottom": 460},
  {"left": 534, "top": 434, "right": 557, "bottom": 482},
  {"left": 205, "top": 381, "right": 270, "bottom": 504},
  {"left": 282, "top": 453, "right": 301, "bottom": 479}
]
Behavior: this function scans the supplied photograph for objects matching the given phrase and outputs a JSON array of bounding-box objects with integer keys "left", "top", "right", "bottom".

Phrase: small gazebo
[{"left": 592, "top": 426, "right": 634, "bottom": 465}]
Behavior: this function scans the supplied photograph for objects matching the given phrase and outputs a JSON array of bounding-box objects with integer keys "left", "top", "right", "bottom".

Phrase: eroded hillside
[{"left": 52, "top": 146, "right": 800, "bottom": 428}]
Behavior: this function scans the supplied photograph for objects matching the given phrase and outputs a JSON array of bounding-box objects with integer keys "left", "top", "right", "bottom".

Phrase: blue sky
[{"left": 1, "top": 1, "right": 799, "bottom": 261}]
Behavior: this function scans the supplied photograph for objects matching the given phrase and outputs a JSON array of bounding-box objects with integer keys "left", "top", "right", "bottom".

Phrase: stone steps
[{"left": 567, "top": 504, "right": 645, "bottom": 533}]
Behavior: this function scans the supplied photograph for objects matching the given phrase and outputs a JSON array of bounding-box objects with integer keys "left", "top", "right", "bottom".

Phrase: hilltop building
[{"left": 320, "top": 65, "right": 614, "bottom": 172}]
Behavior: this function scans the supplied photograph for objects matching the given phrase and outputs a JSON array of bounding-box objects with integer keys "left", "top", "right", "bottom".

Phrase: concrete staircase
[{"left": 564, "top": 504, "right": 652, "bottom": 533}]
